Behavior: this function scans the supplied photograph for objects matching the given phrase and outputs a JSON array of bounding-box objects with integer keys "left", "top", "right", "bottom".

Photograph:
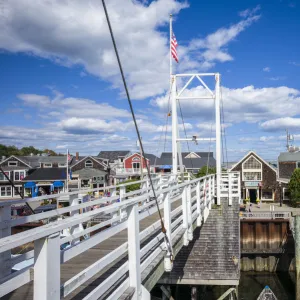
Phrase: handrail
[
  {"left": 0, "top": 172, "right": 239, "bottom": 300},
  {"left": 217, "top": 288, "right": 238, "bottom": 300}
]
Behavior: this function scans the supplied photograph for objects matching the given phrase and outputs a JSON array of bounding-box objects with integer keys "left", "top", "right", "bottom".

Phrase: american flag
[
  {"left": 67, "top": 151, "right": 72, "bottom": 162},
  {"left": 171, "top": 32, "right": 178, "bottom": 63}
]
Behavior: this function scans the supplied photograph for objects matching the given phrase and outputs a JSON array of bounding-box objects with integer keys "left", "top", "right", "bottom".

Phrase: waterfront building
[{"left": 230, "top": 151, "right": 279, "bottom": 203}]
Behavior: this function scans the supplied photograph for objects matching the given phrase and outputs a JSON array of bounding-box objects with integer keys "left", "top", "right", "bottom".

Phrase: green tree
[
  {"left": 196, "top": 166, "right": 216, "bottom": 178},
  {"left": 118, "top": 179, "right": 141, "bottom": 193},
  {"left": 288, "top": 168, "right": 300, "bottom": 207}
]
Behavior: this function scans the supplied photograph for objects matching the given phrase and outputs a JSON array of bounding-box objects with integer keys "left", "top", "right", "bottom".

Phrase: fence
[{"left": 0, "top": 173, "right": 216, "bottom": 299}]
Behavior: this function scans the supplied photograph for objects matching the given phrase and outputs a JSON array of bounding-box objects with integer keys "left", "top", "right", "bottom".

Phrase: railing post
[
  {"left": 34, "top": 232, "right": 60, "bottom": 300},
  {"left": 127, "top": 204, "right": 141, "bottom": 300},
  {"left": 119, "top": 185, "right": 126, "bottom": 220},
  {"left": 69, "top": 194, "right": 82, "bottom": 245},
  {"left": 163, "top": 191, "right": 173, "bottom": 272},
  {"left": 0, "top": 205, "right": 11, "bottom": 279},
  {"left": 196, "top": 181, "right": 202, "bottom": 227},
  {"left": 182, "top": 186, "right": 189, "bottom": 246},
  {"left": 208, "top": 176, "right": 212, "bottom": 210},
  {"left": 228, "top": 173, "right": 232, "bottom": 206},
  {"left": 187, "top": 183, "right": 193, "bottom": 241},
  {"left": 212, "top": 175, "right": 215, "bottom": 204}
]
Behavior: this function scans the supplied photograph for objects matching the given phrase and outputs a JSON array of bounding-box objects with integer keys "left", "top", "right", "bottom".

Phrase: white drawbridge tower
[{"left": 169, "top": 15, "right": 222, "bottom": 205}]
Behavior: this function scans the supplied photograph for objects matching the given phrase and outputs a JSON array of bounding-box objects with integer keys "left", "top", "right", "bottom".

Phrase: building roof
[
  {"left": 144, "top": 153, "right": 158, "bottom": 165},
  {"left": 23, "top": 168, "right": 67, "bottom": 181},
  {"left": 155, "top": 152, "right": 216, "bottom": 169},
  {"left": 278, "top": 152, "right": 300, "bottom": 162},
  {"left": 73, "top": 168, "right": 107, "bottom": 179},
  {"left": 98, "top": 151, "right": 131, "bottom": 162},
  {"left": 229, "top": 151, "right": 277, "bottom": 173}
]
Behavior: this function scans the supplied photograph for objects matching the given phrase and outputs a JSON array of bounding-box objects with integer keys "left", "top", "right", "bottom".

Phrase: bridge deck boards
[{"left": 3, "top": 199, "right": 181, "bottom": 300}]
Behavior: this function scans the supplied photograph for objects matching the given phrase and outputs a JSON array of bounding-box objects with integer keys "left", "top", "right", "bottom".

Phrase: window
[
  {"left": 262, "top": 189, "right": 273, "bottom": 200},
  {"left": 242, "top": 155, "right": 262, "bottom": 181},
  {"left": 297, "top": 162, "right": 300, "bottom": 169},
  {"left": 132, "top": 157, "right": 140, "bottom": 162},
  {"left": 44, "top": 163, "right": 52, "bottom": 168},
  {"left": 0, "top": 171, "right": 10, "bottom": 181},
  {"left": 283, "top": 188, "right": 290, "bottom": 200},
  {"left": 119, "top": 157, "right": 124, "bottom": 163},
  {"left": 8, "top": 161, "right": 18, "bottom": 166},
  {"left": 133, "top": 162, "right": 140, "bottom": 169},
  {"left": 58, "top": 163, "right": 67, "bottom": 167},
  {"left": 0, "top": 186, "right": 12, "bottom": 197},
  {"left": 243, "top": 172, "right": 262, "bottom": 181},
  {"left": 14, "top": 186, "right": 23, "bottom": 197},
  {"left": 14, "top": 171, "right": 25, "bottom": 181},
  {"left": 243, "top": 156, "right": 261, "bottom": 169},
  {"left": 85, "top": 160, "right": 93, "bottom": 168}
]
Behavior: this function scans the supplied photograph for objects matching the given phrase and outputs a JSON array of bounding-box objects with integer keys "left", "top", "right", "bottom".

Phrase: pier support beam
[{"left": 292, "top": 212, "right": 300, "bottom": 300}]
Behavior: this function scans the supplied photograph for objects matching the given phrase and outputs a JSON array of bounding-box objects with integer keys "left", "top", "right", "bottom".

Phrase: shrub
[
  {"left": 117, "top": 179, "right": 141, "bottom": 193},
  {"left": 288, "top": 168, "right": 300, "bottom": 207}
]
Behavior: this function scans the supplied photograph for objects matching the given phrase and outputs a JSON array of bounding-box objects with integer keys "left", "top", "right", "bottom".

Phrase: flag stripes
[{"left": 171, "top": 33, "right": 178, "bottom": 63}]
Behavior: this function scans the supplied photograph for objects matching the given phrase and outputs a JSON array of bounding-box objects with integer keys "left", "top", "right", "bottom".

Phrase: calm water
[{"left": 151, "top": 272, "right": 295, "bottom": 299}]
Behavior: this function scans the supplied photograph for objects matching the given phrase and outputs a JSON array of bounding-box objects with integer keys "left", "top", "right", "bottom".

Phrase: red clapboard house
[{"left": 124, "top": 153, "right": 149, "bottom": 172}]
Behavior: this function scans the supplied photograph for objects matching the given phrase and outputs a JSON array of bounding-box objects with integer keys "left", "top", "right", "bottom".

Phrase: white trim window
[
  {"left": 242, "top": 155, "right": 262, "bottom": 181},
  {"left": 261, "top": 189, "right": 274, "bottom": 200},
  {"left": 8, "top": 161, "right": 18, "bottom": 167},
  {"left": 14, "top": 185, "right": 23, "bottom": 197},
  {"left": 44, "top": 163, "right": 52, "bottom": 168},
  {"left": 0, "top": 171, "right": 10, "bottom": 181},
  {"left": 132, "top": 162, "right": 140, "bottom": 170},
  {"left": 14, "top": 171, "right": 25, "bottom": 181},
  {"left": 58, "top": 163, "right": 67, "bottom": 168},
  {"left": 0, "top": 186, "right": 12, "bottom": 197},
  {"left": 85, "top": 160, "right": 93, "bottom": 168}
]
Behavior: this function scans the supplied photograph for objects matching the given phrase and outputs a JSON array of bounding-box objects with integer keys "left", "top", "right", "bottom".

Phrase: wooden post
[
  {"left": 34, "top": 232, "right": 60, "bottom": 300},
  {"left": 196, "top": 181, "right": 202, "bottom": 227},
  {"left": 119, "top": 185, "right": 126, "bottom": 220},
  {"left": 292, "top": 213, "right": 300, "bottom": 300},
  {"left": 163, "top": 191, "right": 173, "bottom": 272},
  {"left": 182, "top": 186, "right": 189, "bottom": 246},
  {"left": 0, "top": 205, "right": 11, "bottom": 279},
  {"left": 186, "top": 183, "right": 193, "bottom": 241},
  {"left": 228, "top": 173, "right": 232, "bottom": 206},
  {"left": 127, "top": 204, "right": 141, "bottom": 300}
]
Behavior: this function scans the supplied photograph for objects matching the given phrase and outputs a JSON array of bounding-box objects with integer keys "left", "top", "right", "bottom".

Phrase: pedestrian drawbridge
[{"left": 0, "top": 172, "right": 240, "bottom": 300}]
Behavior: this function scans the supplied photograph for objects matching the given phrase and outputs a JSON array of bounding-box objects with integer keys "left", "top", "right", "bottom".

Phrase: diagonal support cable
[{"left": 102, "top": 0, "right": 173, "bottom": 257}]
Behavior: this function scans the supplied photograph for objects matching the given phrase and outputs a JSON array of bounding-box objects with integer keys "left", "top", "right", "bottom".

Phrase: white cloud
[
  {"left": 152, "top": 85, "right": 300, "bottom": 123},
  {"left": 268, "top": 76, "right": 285, "bottom": 81},
  {"left": 186, "top": 11, "right": 260, "bottom": 69},
  {"left": 17, "top": 94, "right": 51, "bottom": 106},
  {"left": 0, "top": 1, "right": 260, "bottom": 99},
  {"left": 289, "top": 61, "right": 300, "bottom": 66},
  {"left": 260, "top": 117, "right": 300, "bottom": 131},
  {"left": 263, "top": 67, "right": 270, "bottom": 72},
  {"left": 239, "top": 5, "right": 261, "bottom": 18}
]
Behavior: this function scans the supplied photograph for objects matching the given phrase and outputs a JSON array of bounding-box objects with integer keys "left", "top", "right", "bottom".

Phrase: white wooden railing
[{"left": 0, "top": 172, "right": 238, "bottom": 300}]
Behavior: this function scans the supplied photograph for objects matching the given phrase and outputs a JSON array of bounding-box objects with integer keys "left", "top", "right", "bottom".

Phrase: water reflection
[{"left": 151, "top": 272, "right": 295, "bottom": 299}]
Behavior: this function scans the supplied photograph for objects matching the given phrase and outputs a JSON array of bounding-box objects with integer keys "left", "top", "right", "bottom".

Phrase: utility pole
[{"left": 286, "top": 129, "right": 289, "bottom": 151}]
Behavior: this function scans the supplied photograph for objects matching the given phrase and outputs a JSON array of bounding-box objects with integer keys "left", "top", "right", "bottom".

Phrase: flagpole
[
  {"left": 66, "top": 149, "right": 69, "bottom": 192},
  {"left": 170, "top": 14, "right": 173, "bottom": 83}
]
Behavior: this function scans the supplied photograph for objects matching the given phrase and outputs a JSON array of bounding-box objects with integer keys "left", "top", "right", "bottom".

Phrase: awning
[
  {"left": 53, "top": 181, "right": 64, "bottom": 188},
  {"left": 162, "top": 165, "right": 172, "bottom": 169},
  {"left": 24, "top": 182, "right": 36, "bottom": 188}
]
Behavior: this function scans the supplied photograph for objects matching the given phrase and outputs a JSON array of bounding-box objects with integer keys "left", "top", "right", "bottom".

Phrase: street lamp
[{"left": 279, "top": 182, "right": 282, "bottom": 207}]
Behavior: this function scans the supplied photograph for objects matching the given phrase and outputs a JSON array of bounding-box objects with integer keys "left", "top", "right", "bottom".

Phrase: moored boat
[{"left": 257, "top": 286, "right": 277, "bottom": 300}]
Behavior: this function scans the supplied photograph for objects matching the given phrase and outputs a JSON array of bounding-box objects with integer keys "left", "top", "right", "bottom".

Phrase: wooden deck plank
[{"left": 3, "top": 199, "right": 181, "bottom": 300}]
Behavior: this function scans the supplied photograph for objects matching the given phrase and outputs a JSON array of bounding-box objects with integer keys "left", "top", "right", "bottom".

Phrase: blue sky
[{"left": 0, "top": 0, "right": 300, "bottom": 162}]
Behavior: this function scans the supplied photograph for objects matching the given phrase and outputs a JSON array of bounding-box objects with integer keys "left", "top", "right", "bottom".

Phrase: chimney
[{"left": 76, "top": 152, "right": 79, "bottom": 161}]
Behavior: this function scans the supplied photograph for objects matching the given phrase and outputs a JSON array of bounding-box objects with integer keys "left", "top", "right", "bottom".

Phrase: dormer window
[
  {"left": 85, "top": 160, "right": 93, "bottom": 168},
  {"left": 8, "top": 161, "right": 18, "bottom": 166}
]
